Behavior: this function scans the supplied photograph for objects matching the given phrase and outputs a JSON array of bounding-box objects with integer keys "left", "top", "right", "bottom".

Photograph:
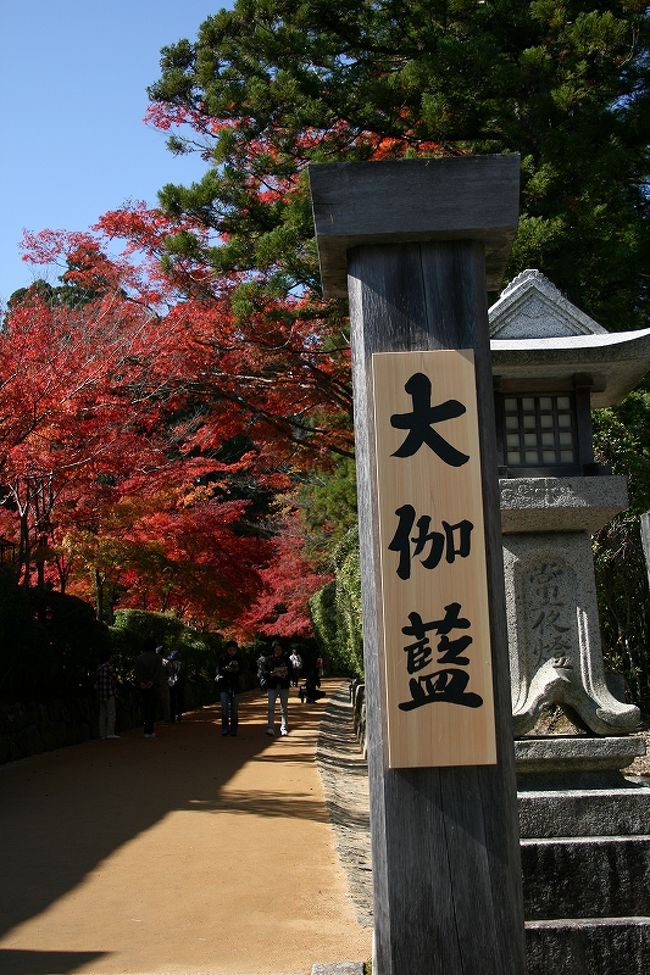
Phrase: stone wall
[
  {"left": 0, "top": 679, "right": 218, "bottom": 765},
  {"left": 0, "top": 695, "right": 97, "bottom": 764}
]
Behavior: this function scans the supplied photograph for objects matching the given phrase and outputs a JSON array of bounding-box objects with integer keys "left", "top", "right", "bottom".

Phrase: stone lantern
[{"left": 489, "top": 269, "right": 650, "bottom": 743}]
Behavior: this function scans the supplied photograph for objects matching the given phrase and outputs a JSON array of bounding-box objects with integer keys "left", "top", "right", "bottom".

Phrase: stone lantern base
[{"left": 500, "top": 476, "right": 641, "bottom": 737}]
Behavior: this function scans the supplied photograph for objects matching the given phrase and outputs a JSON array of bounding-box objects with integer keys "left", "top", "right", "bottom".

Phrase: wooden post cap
[{"left": 309, "top": 155, "right": 520, "bottom": 298}]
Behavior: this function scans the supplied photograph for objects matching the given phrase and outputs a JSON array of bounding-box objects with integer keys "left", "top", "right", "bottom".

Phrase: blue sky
[{"left": 0, "top": 1, "right": 232, "bottom": 304}]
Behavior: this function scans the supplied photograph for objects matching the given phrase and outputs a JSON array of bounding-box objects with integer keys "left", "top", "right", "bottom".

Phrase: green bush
[
  {"left": 335, "top": 530, "right": 364, "bottom": 677},
  {"left": 109, "top": 609, "right": 264, "bottom": 691},
  {"left": 310, "top": 527, "right": 364, "bottom": 678},
  {"left": 310, "top": 582, "right": 339, "bottom": 667},
  {"left": 593, "top": 393, "right": 650, "bottom": 712},
  {"left": 593, "top": 516, "right": 650, "bottom": 710},
  {"left": 109, "top": 609, "right": 224, "bottom": 682}
]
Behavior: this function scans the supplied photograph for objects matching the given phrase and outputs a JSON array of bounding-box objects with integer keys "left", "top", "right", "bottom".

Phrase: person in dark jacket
[
  {"left": 263, "top": 641, "right": 293, "bottom": 737},
  {"left": 94, "top": 650, "right": 119, "bottom": 740},
  {"left": 134, "top": 637, "right": 163, "bottom": 738},
  {"left": 216, "top": 640, "right": 243, "bottom": 736},
  {"left": 165, "top": 649, "right": 185, "bottom": 724}
]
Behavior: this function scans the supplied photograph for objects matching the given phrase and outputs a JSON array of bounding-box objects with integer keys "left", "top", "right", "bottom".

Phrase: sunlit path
[{"left": 0, "top": 679, "right": 370, "bottom": 975}]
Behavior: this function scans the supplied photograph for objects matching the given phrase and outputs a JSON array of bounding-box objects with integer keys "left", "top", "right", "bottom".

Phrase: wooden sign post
[{"left": 309, "top": 156, "right": 527, "bottom": 975}]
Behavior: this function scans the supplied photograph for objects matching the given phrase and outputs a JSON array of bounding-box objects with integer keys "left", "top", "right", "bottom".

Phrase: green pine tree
[{"left": 148, "top": 0, "right": 650, "bottom": 329}]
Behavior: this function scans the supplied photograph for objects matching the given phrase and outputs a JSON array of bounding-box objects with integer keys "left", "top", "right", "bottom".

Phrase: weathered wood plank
[
  {"left": 309, "top": 156, "right": 520, "bottom": 296},
  {"left": 349, "top": 240, "right": 526, "bottom": 975}
]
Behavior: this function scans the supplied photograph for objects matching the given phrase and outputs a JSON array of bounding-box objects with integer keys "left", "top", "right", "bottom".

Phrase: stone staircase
[
  {"left": 517, "top": 738, "right": 650, "bottom": 974},
  {"left": 349, "top": 682, "right": 650, "bottom": 972}
]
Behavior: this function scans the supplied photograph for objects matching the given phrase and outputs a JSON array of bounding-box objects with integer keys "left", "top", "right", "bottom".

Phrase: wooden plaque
[{"left": 373, "top": 350, "right": 497, "bottom": 768}]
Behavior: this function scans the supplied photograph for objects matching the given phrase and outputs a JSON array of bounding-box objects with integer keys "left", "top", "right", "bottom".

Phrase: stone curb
[
  {"left": 311, "top": 683, "right": 373, "bottom": 975},
  {"left": 315, "top": 684, "right": 373, "bottom": 928},
  {"left": 312, "top": 963, "right": 366, "bottom": 975}
]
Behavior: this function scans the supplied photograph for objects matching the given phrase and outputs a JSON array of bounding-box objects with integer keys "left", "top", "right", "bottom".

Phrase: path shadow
[
  {"left": 0, "top": 951, "right": 108, "bottom": 974},
  {"left": 0, "top": 684, "right": 336, "bottom": 968}
]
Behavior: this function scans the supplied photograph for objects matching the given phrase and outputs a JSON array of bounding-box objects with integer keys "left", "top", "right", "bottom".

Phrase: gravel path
[
  {"left": 315, "top": 687, "right": 373, "bottom": 928},
  {"left": 0, "top": 682, "right": 371, "bottom": 975}
]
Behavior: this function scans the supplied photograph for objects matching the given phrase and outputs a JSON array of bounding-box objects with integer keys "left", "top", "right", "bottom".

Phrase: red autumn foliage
[
  {"left": 240, "top": 512, "right": 333, "bottom": 639},
  {"left": 1, "top": 238, "right": 336, "bottom": 633},
  {"left": 5, "top": 87, "right": 394, "bottom": 636}
]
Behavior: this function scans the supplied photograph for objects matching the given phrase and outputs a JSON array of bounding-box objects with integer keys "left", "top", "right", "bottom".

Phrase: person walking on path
[
  {"left": 135, "top": 638, "right": 162, "bottom": 738},
  {"left": 263, "top": 641, "right": 293, "bottom": 737},
  {"left": 289, "top": 647, "right": 302, "bottom": 687},
  {"left": 94, "top": 650, "right": 119, "bottom": 740},
  {"left": 165, "top": 649, "right": 185, "bottom": 723},
  {"left": 315, "top": 654, "right": 325, "bottom": 685},
  {"left": 156, "top": 645, "right": 171, "bottom": 723},
  {"left": 216, "top": 640, "right": 243, "bottom": 736}
]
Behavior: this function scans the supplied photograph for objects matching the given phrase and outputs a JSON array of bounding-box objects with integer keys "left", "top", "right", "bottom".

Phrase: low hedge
[{"left": 310, "top": 527, "right": 364, "bottom": 678}]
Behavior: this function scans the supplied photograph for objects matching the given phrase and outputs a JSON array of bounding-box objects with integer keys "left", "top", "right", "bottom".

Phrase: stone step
[
  {"left": 525, "top": 917, "right": 650, "bottom": 975},
  {"left": 521, "top": 835, "right": 650, "bottom": 920},
  {"left": 515, "top": 735, "right": 645, "bottom": 775},
  {"left": 519, "top": 785, "right": 650, "bottom": 838}
]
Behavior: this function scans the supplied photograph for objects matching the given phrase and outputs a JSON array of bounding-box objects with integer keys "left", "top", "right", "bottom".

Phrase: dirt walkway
[{"left": 0, "top": 680, "right": 371, "bottom": 975}]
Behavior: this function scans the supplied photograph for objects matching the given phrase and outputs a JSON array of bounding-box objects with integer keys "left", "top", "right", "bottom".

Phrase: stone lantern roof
[{"left": 489, "top": 269, "right": 650, "bottom": 407}]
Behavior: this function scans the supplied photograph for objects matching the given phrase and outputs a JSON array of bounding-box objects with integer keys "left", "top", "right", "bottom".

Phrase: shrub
[
  {"left": 109, "top": 609, "right": 266, "bottom": 691},
  {"left": 109, "top": 609, "right": 224, "bottom": 682},
  {"left": 310, "top": 527, "right": 364, "bottom": 678}
]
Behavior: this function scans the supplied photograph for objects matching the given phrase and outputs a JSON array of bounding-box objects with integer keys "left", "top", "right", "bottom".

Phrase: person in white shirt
[{"left": 289, "top": 649, "right": 302, "bottom": 687}]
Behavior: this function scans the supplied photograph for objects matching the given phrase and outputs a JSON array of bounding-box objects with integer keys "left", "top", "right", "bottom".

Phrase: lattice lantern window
[{"left": 495, "top": 381, "right": 598, "bottom": 478}]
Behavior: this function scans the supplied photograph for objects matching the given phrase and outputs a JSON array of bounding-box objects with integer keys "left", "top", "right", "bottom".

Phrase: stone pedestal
[
  {"left": 500, "top": 476, "right": 640, "bottom": 735},
  {"left": 500, "top": 475, "right": 649, "bottom": 972},
  {"left": 515, "top": 735, "right": 646, "bottom": 777},
  {"left": 517, "top": 743, "right": 650, "bottom": 975}
]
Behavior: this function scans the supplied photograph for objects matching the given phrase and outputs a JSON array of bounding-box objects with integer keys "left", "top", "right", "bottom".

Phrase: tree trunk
[{"left": 94, "top": 568, "right": 104, "bottom": 622}]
